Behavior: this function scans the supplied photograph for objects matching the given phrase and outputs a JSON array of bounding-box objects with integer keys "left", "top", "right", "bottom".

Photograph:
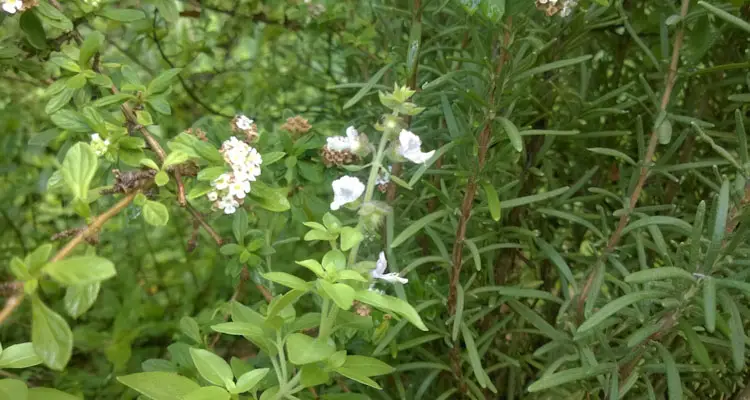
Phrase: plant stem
[
  {"left": 277, "top": 331, "right": 288, "bottom": 381},
  {"left": 318, "top": 298, "right": 331, "bottom": 339},
  {"left": 347, "top": 127, "right": 393, "bottom": 266},
  {"left": 577, "top": 0, "right": 691, "bottom": 314},
  {"left": 271, "top": 372, "right": 302, "bottom": 400}
]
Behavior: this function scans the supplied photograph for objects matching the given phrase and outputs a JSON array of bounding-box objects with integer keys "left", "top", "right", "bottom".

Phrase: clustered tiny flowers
[
  {"left": 535, "top": 0, "right": 578, "bottom": 17},
  {"left": 2, "top": 0, "right": 36, "bottom": 14},
  {"left": 90, "top": 133, "right": 110, "bottom": 157},
  {"left": 231, "top": 114, "right": 259, "bottom": 142},
  {"left": 208, "top": 136, "right": 263, "bottom": 214}
]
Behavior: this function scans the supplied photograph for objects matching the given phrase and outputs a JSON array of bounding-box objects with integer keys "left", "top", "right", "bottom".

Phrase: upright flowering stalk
[{"left": 207, "top": 135, "right": 263, "bottom": 214}]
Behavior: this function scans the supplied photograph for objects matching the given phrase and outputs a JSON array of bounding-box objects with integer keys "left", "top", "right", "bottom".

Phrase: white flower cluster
[
  {"left": 208, "top": 136, "right": 263, "bottom": 214},
  {"left": 371, "top": 252, "right": 408, "bottom": 284},
  {"left": 90, "top": 133, "right": 110, "bottom": 157},
  {"left": 397, "top": 130, "right": 434, "bottom": 164},
  {"left": 537, "top": 0, "right": 578, "bottom": 17},
  {"left": 235, "top": 115, "right": 253, "bottom": 131},
  {"left": 2, "top": 0, "right": 22, "bottom": 14},
  {"left": 326, "top": 126, "right": 364, "bottom": 153}
]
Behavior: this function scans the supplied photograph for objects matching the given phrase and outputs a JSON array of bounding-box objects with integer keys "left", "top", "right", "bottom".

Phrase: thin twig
[
  {"left": 186, "top": 204, "right": 224, "bottom": 246},
  {"left": 577, "top": 0, "right": 690, "bottom": 312}
]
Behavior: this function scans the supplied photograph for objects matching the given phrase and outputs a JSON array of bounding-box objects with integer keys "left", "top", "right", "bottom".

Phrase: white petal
[
  {"left": 403, "top": 149, "right": 435, "bottom": 164},
  {"left": 346, "top": 126, "right": 359, "bottom": 141},
  {"left": 330, "top": 176, "right": 365, "bottom": 210},
  {"left": 2, "top": 3, "right": 16, "bottom": 13},
  {"left": 378, "top": 273, "right": 408, "bottom": 284}
]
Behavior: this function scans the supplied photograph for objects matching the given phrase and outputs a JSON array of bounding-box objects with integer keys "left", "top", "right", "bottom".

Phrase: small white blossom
[
  {"left": 330, "top": 175, "right": 365, "bottom": 211},
  {"left": 560, "top": 0, "right": 578, "bottom": 17},
  {"left": 235, "top": 115, "right": 254, "bottom": 131},
  {"left": 398, "top": 129, "right": 434, "bottom": 164},
  {"left": 219, "top": 195, "right": 239, "bottom": 214},
  {"left": 228, "top": 180, "right": 251, "bottom": 199},
  {"left": 90, "top": 133, "right": 110, "bottom": 157},
  {"left": 212, "top": 173, "right": 231, "bottom": 190},
  {"left": 371, "top": 252, "right": 408, "bottom": 284},
  {"left": 207, "top": 191, "right": 218, "bottom": 201},
  {"left": 2, "top": 0, "right": 22, "bottom": 14}
]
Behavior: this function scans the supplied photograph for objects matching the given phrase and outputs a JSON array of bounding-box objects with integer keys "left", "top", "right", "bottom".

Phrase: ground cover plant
[{"left": 1, "top": 0, "right": 750, "bottom": 399}]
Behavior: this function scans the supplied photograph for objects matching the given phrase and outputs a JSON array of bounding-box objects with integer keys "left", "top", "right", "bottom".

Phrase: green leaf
[
  {"left": 64, "top": 282, "right": 101, "bottom": 318},
  {"left": 286, "top": 333, "right": 336, "bottom": 365},
  {"left": 163, "top": 150, "right": 190, "bottom": 168},
  {"left": 354, "top": 290, "right": 427, "bottom": 331},
  {"left": 232, "top": 209, "right": 247, "bottom": 245},
  {"left": 318, "top": 280, "right": 355, "bottom": 310},
  {"left": 211, "top": 322, "right": 263, "bottom": 338},
  {"left": 79, "top": 32, "right": 104, "bottom": 67},
  {"left": 344, "top": 63, "right": 393, "bottom": 109},
  {"left": 154, "top": 171, "right": 169, "bottom": 186},
  {"left": 0, "top": 379, "right": 28, "bottom": 400},
  {"left": 98, "top": 8, "right": 146, "bottom": 22},
  {"left": 189, "top": 348, "right": 233, "bottom": 388},
  {"left": 335, "top": 270, "right": 367, "bottom": 282},
  {"left": 679, "top": 321, "right": 712, "bottom": 371},
  {"left": 184, "top": 386, "right": 230, "bottom": 400},
  {"left": 704, "top": 180, "right": 729, "bottom": 270},
  {"left": 340, "top": 227, "right": 363, "bottom": 251},
  {"left": 507, "top": 299, "right": 567, "bottom": 341},
  {"left": 117, "top": 372, "right": 200, "bottom": 400},
  {"left": 296, "top": 259, "right": 326, "bottom": 278},
  {"left": 0, "top": 343, "right": 42, "bottom": 369},
  {"left": 624, "top": 267, "right": 695, "bottom": 284},
  {"left": 261, "top": 152, "right": 286, "bottom": 166},
  {"left": 46, "top": 87, "right": 75, "bottom": 114},
  {"left": 577, "top": 291, "right": 665, "bottom": 334},
  {"left": 703, "top": 278, "right": 716, "bottom": 332},
  {"left": 154, "top": 0, "right": 180, "bottom": 22},
  {"left": 34, "top": 1, "right": 73, "bottom": 31},
  {"left": 27, "top": 387, "right": 80, "bottom": 400},
  {"left": 147, "top": 96, "right": 172, "bottom": 115},
  {"left": 20, "top": 11, "right": 47, "bottom": 50},
  {"left": 481, "top": 182, "right": 502, "bottom": 222},
  {"left": 301, "top": 365, "right": 329, "bottom": 388},
  {"left": 143, "top": 200, "right": 169, "bottom": 226},
  {"left": 513, "top": 55, "right": 592, "bottom": 82},
  {"left": 497, "top": 117, "right": 522, "bottom": 152},
  {"left": 44, "top": 256, "right": 115, "bottom": 286},
  {"left": 262, "top": 272, "right": 309, "bottom": 291},
  {"left": 31, "top": 297, "right": 73, "bottom": 371},
  {"left": 656, "top": 343, "right": 682, "bottom": 400},
  {"left": 620, "top": 216, "right": 693, "bottom": 236},
  {"left": 232, "top": 368, "right": 269, "bottom": 394},
  {"left": 197, "top": 167, "right": 226, "bottom": 182},
  {"left": 498, "top": 186, "right": 569, "bottom": 209},
  {"left": 657, "top": 119, "right": 673, "bottom": 145},
  {"left": 250, "top": 182, "right": 290, "bottom": 212},
  {"left": 180, "top": 316, "right": 201, "bottom": 344},
  {"left": 334, "top": 366, "right": 382, "bottom": 389},
  {"left": 51, "top": 110, "right": 90, "bottom": 132},
  {"left": 136, "top": 110, "right": 154, "bottom": 126},
  {"left": 698, "top": 1, "right": 750, "bottom": 33},
  {"left": 535, "top": 238, "right": 578, "bottom": 293},
  {"left": 322, "top": 250, "right": 346, "bottom": 273},
  {"left": 461, "top": 323, "right": 490, "bottom": 388},
  {"left": 61, "top": 143, "right": 98, "bottom": 201},
  {"left": 339, "top": 355, "right": 394, "bottom": 376},
  {"left": 719, "top": 292, "right": 745, "bottom": 372},
  {"left": 92, "top": 93, "right": 133, "bottom": 108},
  {"left": 587, "top": 147, "right": 636, "bottom": 166},
  {"left": 390, "top": 210, "right": 448, "bottom": 248},
  {"left": 140, "top": 158, "right": 160, "bottom": 171},
  {"left": 266, "top": 289, "right": 306, "bottom": 319},
  {"left": 148, "top": 68, "right": 182, "bottom": 95},
  {"left": 527, "top": 364, "right": 614, "bottom": 392}
]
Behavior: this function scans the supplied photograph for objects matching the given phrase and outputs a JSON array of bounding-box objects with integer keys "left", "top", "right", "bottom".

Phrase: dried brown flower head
[
  {"left": 321, "top": 147, "right": 358, "bottom": 167},
  {"left": 101, "top": 169, "right": 156, "bottom": 195},
  {"left": 280, "top": 115, "right": 312, "bottom": 136}
]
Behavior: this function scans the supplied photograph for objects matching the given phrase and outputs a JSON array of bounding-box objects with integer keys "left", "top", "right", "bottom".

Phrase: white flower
[
  {"left": 219, "top": 195, "right": 239, "bottom": 214},
  {"left": 330, "top": 176, "right": 365, "bottom": 211},
  {"left": 398, "top": 129, "right": 434, "bottom": 164},
  {"left": 236, "top": 115, "right": 253, "bottom": 131},
  {"left": 90, "top": 133, "right": 110, "bottom": 157},
  {"left": 325, "top": 126, "right": 364, "bottom": 153},
  {"left": 560, "top": 0, "right": 578, "bottom": 17},
  {"left": 2, "top": 0, "right": 22, "bottom": 14},
  {"left": 326, "top": 136, "right": 351, "bottom": 152},
  {"left": 228, "top": 180, "right": 251, "bottom": 199},
  {"left": 212, "top": 173, "right": 231, "bottom": 190},
  {"left": 246, "top": 147, "right": 262, "bottom": 166},
  {"left": 371, "top": 252, "right": 408, "bottom": 284},
  {"left": 207, "top": 191, "right": 218, "bottom": 201}
]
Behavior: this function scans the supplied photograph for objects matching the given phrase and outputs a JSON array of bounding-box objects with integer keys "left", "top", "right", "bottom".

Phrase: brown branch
[
  {"left": 186, "top": 204, "right": 224, "bottom": 246},
  {"left": 0, "top": 291, "right": 24, "bottom": 326},
  {"left": 577, "top": 0, "right": 690, "bottom": 312}
]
